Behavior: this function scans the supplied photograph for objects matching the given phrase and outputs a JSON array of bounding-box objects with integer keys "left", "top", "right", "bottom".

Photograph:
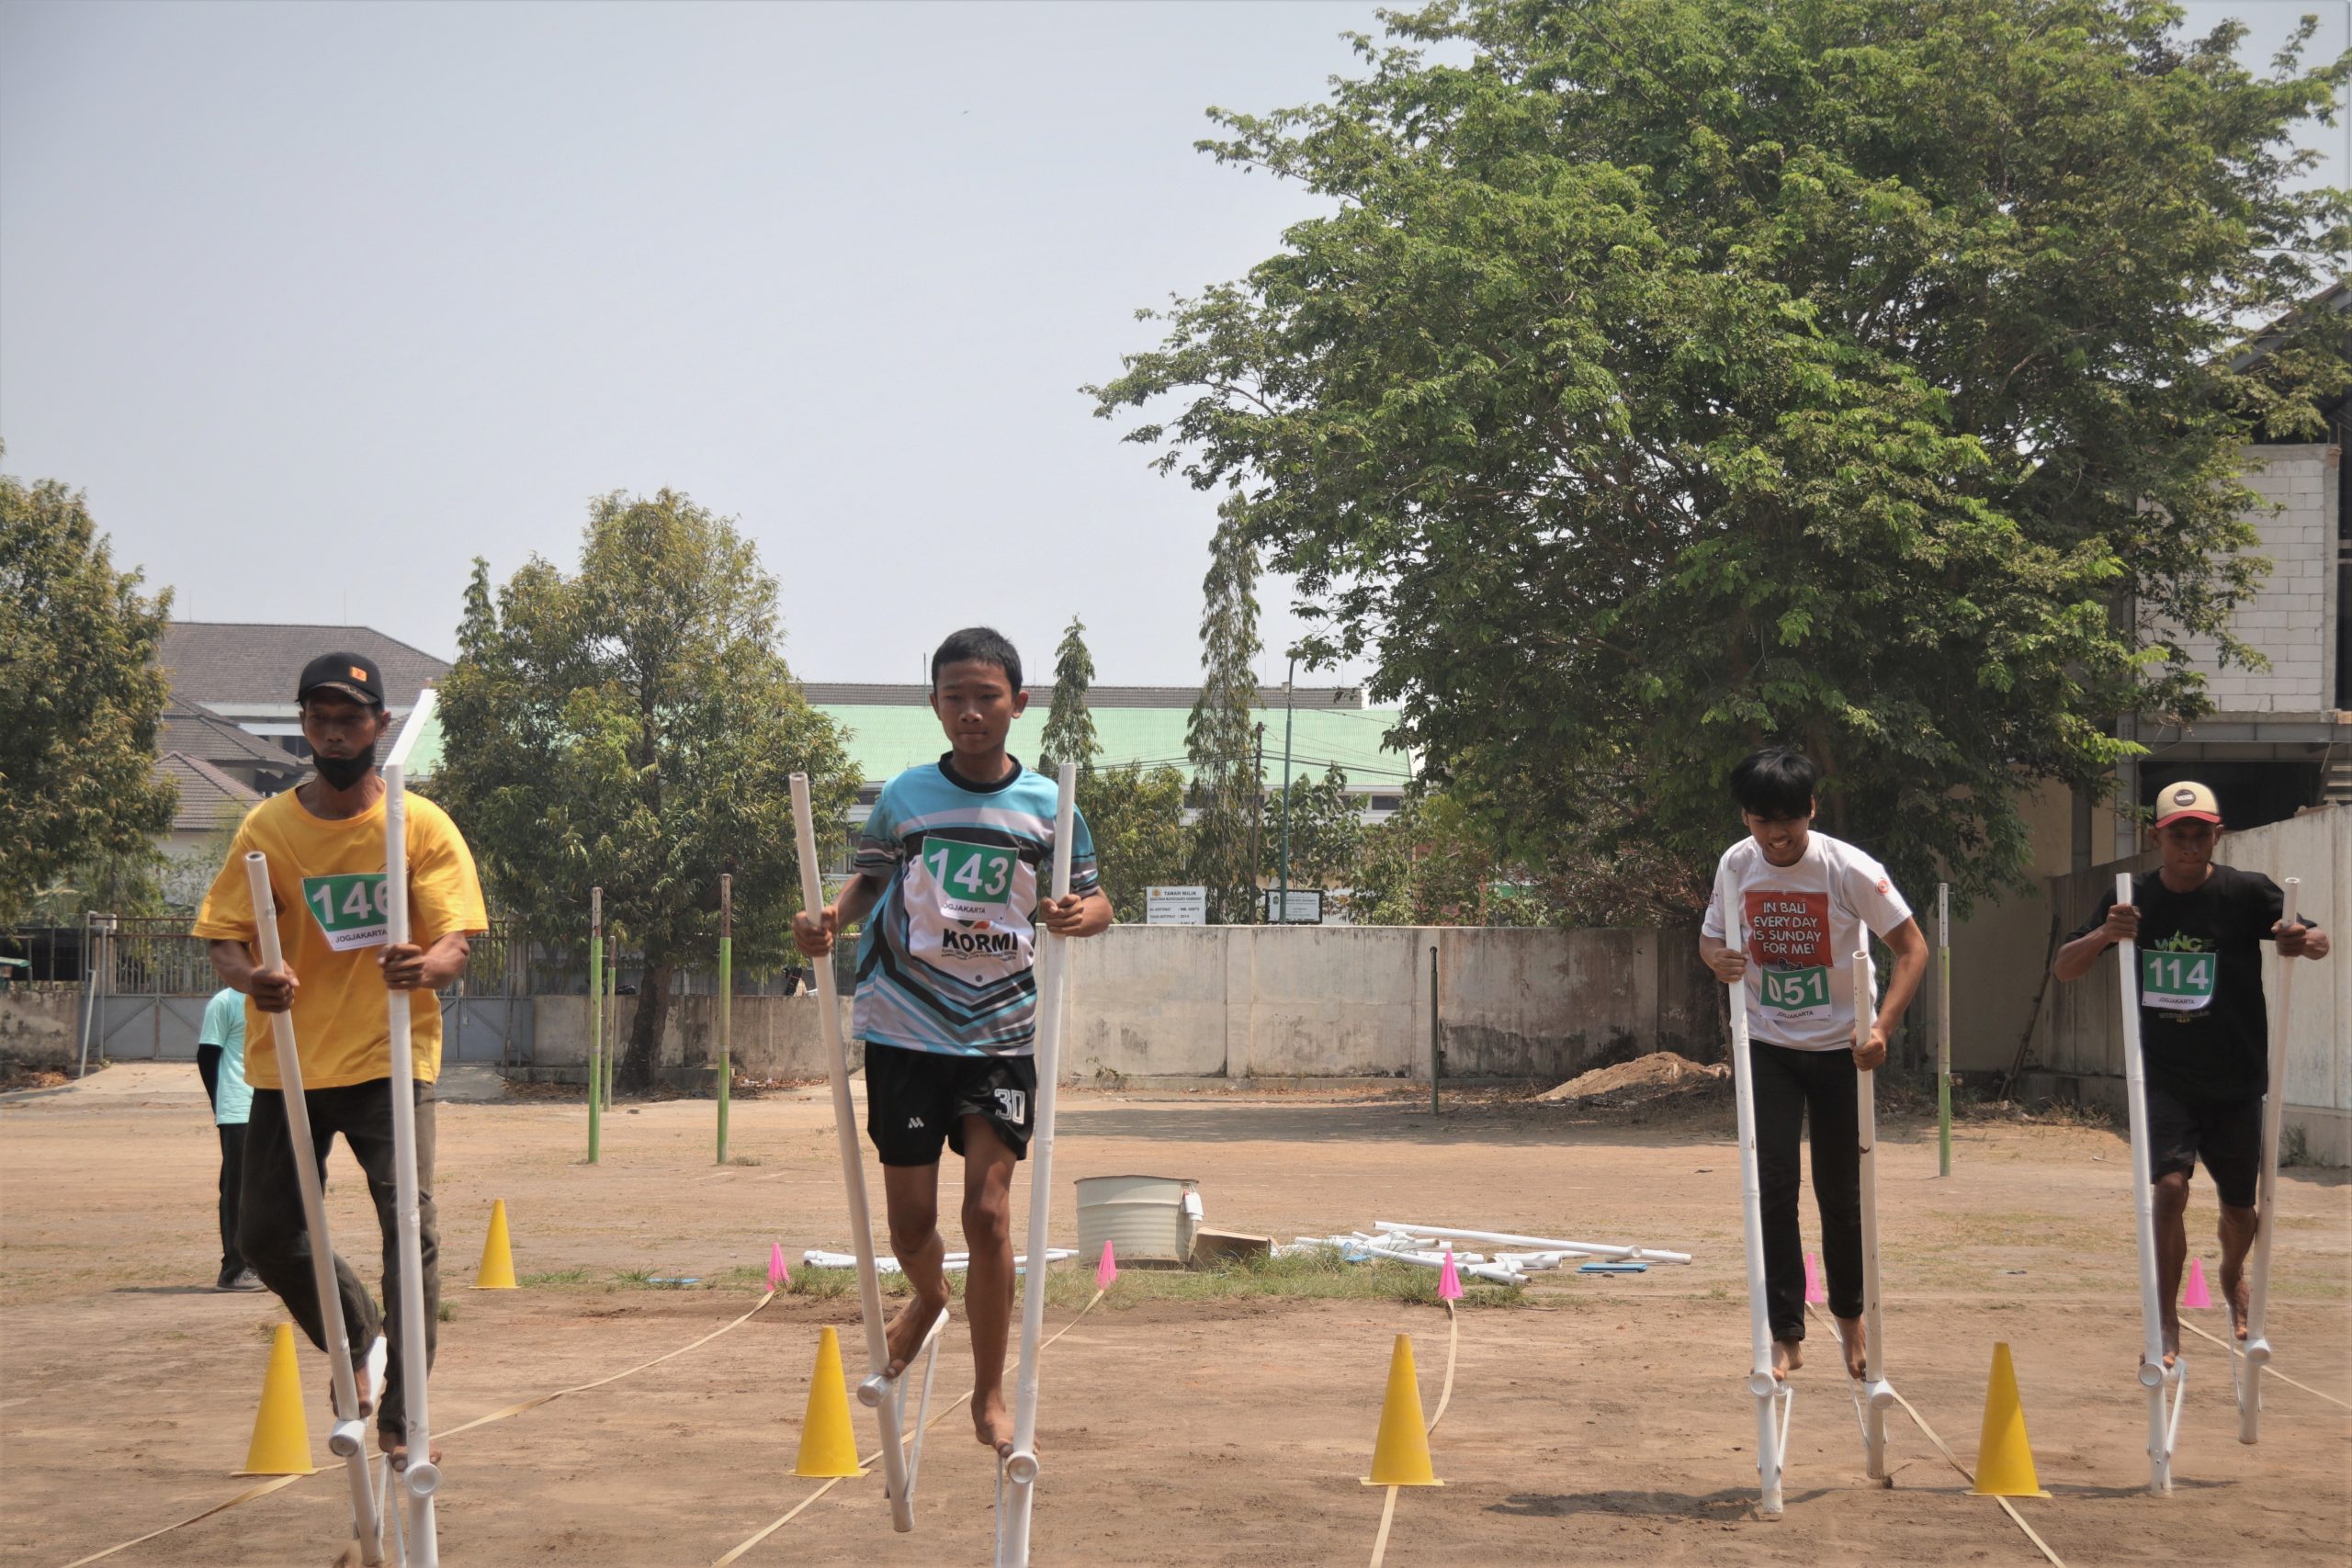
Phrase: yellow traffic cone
[
  {"left": 236, "top": 1324, "right": 318, "bottom": 1475},
  {"left": 793, "top": 1325, "right": 866, "bottom": 1478},
  {"left": 473, "top": 1198, "right": 519, "bottom": 1290},
  {"left": 1970, "top": 1342, "right": 2051, "bottom": 1497},
  {"left": 1361, "top": 1332, "right": 1442, "bottom": 1486}
]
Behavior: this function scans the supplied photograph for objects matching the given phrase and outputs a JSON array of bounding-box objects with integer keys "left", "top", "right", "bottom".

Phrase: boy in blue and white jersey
[{"left": 794, "top": 626, "right": 1112, "bottom": 1455}]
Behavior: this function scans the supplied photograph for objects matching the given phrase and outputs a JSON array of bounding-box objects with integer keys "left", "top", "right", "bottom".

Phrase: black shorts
[
  {"left": 864, "top": 1043, "right": 1036, "bottom": 1168},
  {"left": 2143, "top": 1082, "right": 2262, "bottom": 1209}
]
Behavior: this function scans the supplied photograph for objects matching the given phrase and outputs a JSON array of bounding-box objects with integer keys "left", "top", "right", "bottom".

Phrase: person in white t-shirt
[{"left": 1699, "top": 749, "right": 1928, "bottom": 1382}]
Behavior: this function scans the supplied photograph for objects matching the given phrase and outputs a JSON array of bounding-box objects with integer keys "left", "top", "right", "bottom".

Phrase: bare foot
[
  {"left": 2159, "top": 1310, "right": 2182, "bottom": 1369},
  {"left": 326, "top": 1336, "right": 386, "bottom": 1421},
  {"left": 379, "top": 1431, "right": 442, "bottom": 1471},
  {"left": 1770, "top": 1338, "right": 1802, "bottom": 1382},
  {"left": 2221, "top": 1260, "right": 2251, "bottom": 1342},
  {"left": 974, "top": 1389, "right": 1014, "bottom": 1455},
  {"left": 1834, "top": 1315, "right": 1868, "bottom": 1380},
  {"left": 884, "top": 1292, "right": 947, "bottom": 1380}
]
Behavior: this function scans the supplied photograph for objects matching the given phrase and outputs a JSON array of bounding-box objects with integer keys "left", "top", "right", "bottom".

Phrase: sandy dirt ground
[{"left": 3, "top": 1064, "right": 2346, "bottom": 1567}]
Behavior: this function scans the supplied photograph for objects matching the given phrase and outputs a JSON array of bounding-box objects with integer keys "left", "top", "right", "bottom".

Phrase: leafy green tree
[
  {"left": 1080, "top": 762, "right": 1190, "bottom": 922},
  {"left": 1038, "top": 615, "right": 1102, "bottom": 779},
  {"left": 1184, "top": 498, "right": 1263, "bottom": 922},
  {"left": 1264, "top": 765, "right": 1363, "bottom": 893},
  {"left": 1093, "top": 0, "right": 2351, "bottom": 916},
  {"left": 0, "top": 456, "right": 175, "bottom": 926},
  {"left": 435, "top": 491, "right": 855, "bottom": 1092}
]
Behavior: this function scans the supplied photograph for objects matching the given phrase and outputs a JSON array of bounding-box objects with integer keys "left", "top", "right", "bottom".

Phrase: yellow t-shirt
[{"left": 193, "top": 787, "right": 489, "bottom": 1090}]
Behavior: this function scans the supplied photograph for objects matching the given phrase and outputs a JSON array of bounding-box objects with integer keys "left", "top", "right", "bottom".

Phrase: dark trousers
[
  {"left": 196, "top": 1046, "right": 245, "bottom": 1278},
  {"left": 1752, "top": 1040, "right": 1863, "bottom": 1342},
  {"left": 240, "top": 1080, "right": 439, "bottom": 1436}
]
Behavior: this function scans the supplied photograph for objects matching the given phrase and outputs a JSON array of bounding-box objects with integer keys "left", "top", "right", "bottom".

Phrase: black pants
[
  {"left": 196, "top": 1046, "right": 245, "bottom": 1278},
  {"left": 239, "top": 1080, "right": 439, "bottom": 1437},
  {"left": 1752, "top": 1040, "right": 1863, "bottom": 1342}
]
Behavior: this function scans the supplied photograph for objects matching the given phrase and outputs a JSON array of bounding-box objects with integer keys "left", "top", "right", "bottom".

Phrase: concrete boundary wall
[{"left": 2019, "top": 804, "right": 2348, "bottom": 1164}]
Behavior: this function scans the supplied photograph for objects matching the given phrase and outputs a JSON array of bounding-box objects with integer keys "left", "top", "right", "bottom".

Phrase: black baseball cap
[{"left": 297, "top": 651, "right": 386, "bottom": 707}]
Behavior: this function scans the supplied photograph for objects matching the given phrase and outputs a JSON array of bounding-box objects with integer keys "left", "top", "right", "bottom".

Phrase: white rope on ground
[
  {"left": 56, "top": 1289, "right": 784, "bottom": 1568},
  {"left": 1367, "top": 1300, "right": 1457, "bottom": 1568},
  {"left": 2181, "top": 1320, "right": 2351, "bottom": 1410},
  {"left": 1809, "top": 1304, "right": 2065, "bottom": 1568},
  {"left": 711, "top": 1287, "right": 1112, "bottom": 1566}
]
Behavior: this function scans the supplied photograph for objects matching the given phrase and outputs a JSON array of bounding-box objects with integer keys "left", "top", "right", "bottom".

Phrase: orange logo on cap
[{"left": 349, "top": 666, "right": 368, "bottom": 682}]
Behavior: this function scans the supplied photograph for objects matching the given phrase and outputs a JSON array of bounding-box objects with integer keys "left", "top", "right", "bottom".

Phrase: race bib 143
[{"left": 301, "top": 873, "right": 390, "bottom": 952}]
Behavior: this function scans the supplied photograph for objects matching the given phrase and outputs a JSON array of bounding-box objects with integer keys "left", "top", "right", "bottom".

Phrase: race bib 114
[
  {"left": 2141, "top": 949, "right": 2216, "bottom": 1012},
  {"left": 301, "top": 873, "right": 390, "bottom": 952}
]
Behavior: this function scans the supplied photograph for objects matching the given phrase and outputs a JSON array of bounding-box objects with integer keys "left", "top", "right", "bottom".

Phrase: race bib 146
[{"left": 301, "top": 873, "right": 390, "bottom": 952}]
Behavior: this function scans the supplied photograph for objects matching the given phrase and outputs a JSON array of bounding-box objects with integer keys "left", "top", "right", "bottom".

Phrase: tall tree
[
  {"left": 1037, "top": 615, "right": 1102, "bottom": 778},
  {"left": 0, "top": 454, "right": 175, "bottom": 925},
  {"left": 1092, "top": 0, "right": 2351, "bottom": 915},
  {"left": 435, "top": 491, "right": 855, "bottom": 1092},
  {"left": 1263, "top": 765, "right": 1364, "bottom": 893},
  {"left": 1184, "top": 498, "right": 1263, "bottom": 922}
]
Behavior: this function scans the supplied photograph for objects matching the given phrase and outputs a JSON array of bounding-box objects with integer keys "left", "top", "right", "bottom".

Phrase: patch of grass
[
  {"left": 519, "top": 1268, "right": 592, "bottom": 1288},
  {"left": 725, "top": 1156, "right": 765, "bottom": 1168},
  {"left": 789, "top": 1249, "right": 1527, "bottom": 1309},
  {"left": 2281, "top": 1125, "right": 2314, "bottom": 1168},
  {"left": 436, "top": 1301, "right": 457, "bottom": 1324}
]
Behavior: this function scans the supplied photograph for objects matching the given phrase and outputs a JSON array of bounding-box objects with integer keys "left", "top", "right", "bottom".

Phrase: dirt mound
[{"left": 1536, "top": 1051, "right": 1727, "bottom": 1106}]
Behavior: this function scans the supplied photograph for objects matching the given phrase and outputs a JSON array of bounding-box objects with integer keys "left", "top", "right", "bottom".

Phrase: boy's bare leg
[
  {"left": 959, "top": 1117, "right": 1021, "bottom": 1454},
  {"left": 2153, "top": 1171, "right": 2189, "bottom": 1367},
  {"left": 1770, "top": 1339, "right": 1801, "bottom": 1380},
  {"left": 2215, "top": 1201, "right": 2258, "bottom": 1340},
  {"left": 880, "top": 1163, "right": 950, "bottom": 1378}
]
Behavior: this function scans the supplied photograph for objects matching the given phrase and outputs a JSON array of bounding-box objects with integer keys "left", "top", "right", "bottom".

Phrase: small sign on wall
[{"left": 1146, "top": 886, "right": 1209, "bottom": 925}]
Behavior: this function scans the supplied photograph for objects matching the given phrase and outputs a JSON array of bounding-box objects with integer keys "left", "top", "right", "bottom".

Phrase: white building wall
[{"left": 2166, "top": 444, "right": 2339, "bottom": 712}]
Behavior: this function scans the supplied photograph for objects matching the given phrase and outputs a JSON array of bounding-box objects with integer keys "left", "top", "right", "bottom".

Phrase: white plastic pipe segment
[
  {"left": 1717, "top": 865, "right": 1785, "bottom": 1517},
  {"left": 1849, "top": 951, "right": 1893, "bottom": 1480},
  {"left": 2113, "top": 872, "right": 2180, "bottom": 1495},
  {"left": 381, "top": 696, "right": 441, "bottom": 1568},
  {"left": 998, "top": 761, "right": 1077, "bottom": 1568},
  {"left": 789, "top": 773, "right": 915, "bottom": 1532},
  {"left": 2240, "top": 876, "right": 2301, "bottom": 1445},
  {"left": 1370, "top": 1221, "right": 1692, "bottom": 1266},
  {"left": 244, "top": 853, "right": 386, "bottom": 1566}
]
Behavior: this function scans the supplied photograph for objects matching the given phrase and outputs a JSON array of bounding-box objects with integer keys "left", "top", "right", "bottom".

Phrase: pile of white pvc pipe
[
  {"left": 800, "top": 1247, "right": 1077, "bottom": 1277},
  {"left": 1278, "top": 1221, "right": 1694, "bottom": 1286}
]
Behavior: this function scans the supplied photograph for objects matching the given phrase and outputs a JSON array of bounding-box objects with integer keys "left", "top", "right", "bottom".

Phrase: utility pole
[
  {"left": 1277, "top": 658, "right": 1296, "bottom": 925},
  {"left": 1249, "top": 721, "right": 1266, "bottom": 919}
]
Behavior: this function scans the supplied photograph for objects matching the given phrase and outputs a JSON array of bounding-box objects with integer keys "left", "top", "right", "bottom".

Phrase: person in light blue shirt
[{"left": 197, "top": 987, "right": 261, "bottom": 1292}]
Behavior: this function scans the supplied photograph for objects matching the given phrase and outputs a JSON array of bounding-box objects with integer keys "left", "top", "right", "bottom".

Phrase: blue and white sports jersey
[{"left": 851, "top": 756, "right": 1100, "bottom": 1057}]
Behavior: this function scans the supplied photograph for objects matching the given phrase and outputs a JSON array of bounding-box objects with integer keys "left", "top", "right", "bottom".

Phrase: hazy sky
[{"left": 4, "top": 1, "right": 2344, "bottom": 684}]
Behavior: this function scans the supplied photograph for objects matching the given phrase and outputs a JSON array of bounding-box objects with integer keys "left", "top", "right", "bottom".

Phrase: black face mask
[{"left": 314, "top": 745, "right": 377, "bottom": 791}]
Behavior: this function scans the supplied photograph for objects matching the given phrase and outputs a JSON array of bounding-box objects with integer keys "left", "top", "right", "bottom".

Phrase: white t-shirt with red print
[{"left": 1702, "top": 831, "right": 1914, "bottom": 1052}]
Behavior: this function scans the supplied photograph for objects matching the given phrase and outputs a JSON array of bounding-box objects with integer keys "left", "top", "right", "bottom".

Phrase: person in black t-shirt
[{"left": 2052, "top": 781, "right": 2329, "bottom": 1368}]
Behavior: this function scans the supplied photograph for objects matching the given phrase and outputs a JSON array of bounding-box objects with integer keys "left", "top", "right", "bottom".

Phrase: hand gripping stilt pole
[
  {"left": 2239, "top": 877, "right": 2300, "bottom": 1445},
  {"left": 1717, "top": 868, "right": 1790, "bottom": 1517},
  {"left": 243, "top": 852, "right": 386, "bottom": 1565},
  {"left": 2113, "top": 872, "right": 2184, "bottom": 1495},
  {"left": 789, "top": 773, "right": 922, "bottom": 1530},
  {"left": 997, "top": 761, "right": 1078, "bottom": 1568},
  {"left": 1850, "top": 951, "right": 1894, "bottom": 1480},
  {"left": 383, "top": 690, "right": 441, "bottom": 1564}
]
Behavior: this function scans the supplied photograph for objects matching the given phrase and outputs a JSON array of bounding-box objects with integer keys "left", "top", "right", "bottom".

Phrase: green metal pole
[
  {"left": 717, "top": 874, "right": 732, "bottom": 1166},
  {"left": 1938, "top": 881, "right": 1952, "bottom": 1178},
  {"left": 1276, "top": 658, "right": 1295, "bottom": 924},
  {"left": 605, "top": 946, "right": 618, "bottom": 1112},
  {"left": 587, "top": 886, "right": 602, "bottom": 1164}
]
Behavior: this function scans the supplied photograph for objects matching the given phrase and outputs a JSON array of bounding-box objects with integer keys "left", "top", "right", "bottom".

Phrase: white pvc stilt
[
  {"left": 382, "top": 692, "right": 440, "bottom": 1565},
  {"left": 789, "top": 773, "right": 917, "bottom": 1532},
  {"left": 997, "top": 761, "right": 1078, "bottom": 1568},
  {"left": 2113, "top": 872, "right": 2183, "bottom": 1495},
  {"left": 243, "top": 852, "right": 386, "bottom": 1566},
  {"left": 1717, "top": 867, "right": 1786, "bottom": 1517},
  {"left": 863, "top": 1306, "right": 949, "bottom": 1505},
  {"left": 2239, "top": 877, "right": 2300, "bottom": 1445},
  {"left": 1367, "top": 1221, "right": 1692, "bottom": 1266},
  {"left": 1849, "top": 951, "right": 1893, "bottom": 1481}
]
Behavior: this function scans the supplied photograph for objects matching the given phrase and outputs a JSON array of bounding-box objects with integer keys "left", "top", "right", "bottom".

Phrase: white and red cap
[{"left": 2154, "top": 781, "right": 2222, "bottom": 829}]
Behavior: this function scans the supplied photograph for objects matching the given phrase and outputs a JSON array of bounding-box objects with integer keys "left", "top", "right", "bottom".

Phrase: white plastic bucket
[{"left": 1075, "top": 1173, "right": 1202, "bottom": 1267}]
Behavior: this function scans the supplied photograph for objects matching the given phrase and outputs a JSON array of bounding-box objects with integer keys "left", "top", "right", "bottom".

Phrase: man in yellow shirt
[{"left": 194, "top": 652, "right": 487, "bottom": 1464}]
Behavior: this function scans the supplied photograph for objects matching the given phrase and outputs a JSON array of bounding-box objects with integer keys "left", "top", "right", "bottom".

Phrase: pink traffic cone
[
  {"left": 2183, "top": 1257, "right": 2214, "bottom": 1309},
  {"left": 1095, "top": 1239, "right": 1118, "bottom": 1291},
  {"left": 768, "top": 1241, "right": 789, "bottom": 1293},
  {"left": 1805, "top": 1252, "right": 1826, "bottom": 1304},
  {"left": 1438, "top": 1244, "right": 1464, "bottom": 1302}
]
